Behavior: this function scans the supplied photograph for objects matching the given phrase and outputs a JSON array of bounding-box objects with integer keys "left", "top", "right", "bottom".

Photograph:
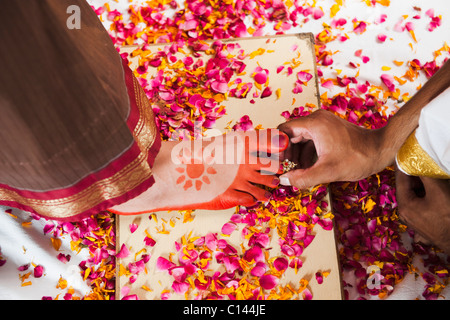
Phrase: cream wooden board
[{"left": 115, "top": 34, "right": 342, "bottom": 300}]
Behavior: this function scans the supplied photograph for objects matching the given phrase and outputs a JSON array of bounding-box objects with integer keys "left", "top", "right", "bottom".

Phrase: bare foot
[{"left": 110, "top": 129, "right": 288, "bottom": 214}]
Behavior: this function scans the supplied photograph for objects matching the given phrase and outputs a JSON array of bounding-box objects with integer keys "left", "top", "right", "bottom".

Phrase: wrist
[{"left": 370, "top": 125, "right": 399, "bottom": 171}]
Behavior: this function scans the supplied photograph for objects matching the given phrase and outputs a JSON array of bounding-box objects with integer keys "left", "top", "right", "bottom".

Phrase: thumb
[{"left": 279, "top": 161, "right": 332, "bottom": 190}]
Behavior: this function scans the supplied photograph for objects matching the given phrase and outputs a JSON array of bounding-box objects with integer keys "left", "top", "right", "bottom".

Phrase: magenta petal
[
  {"left": 297, "top": 71, "right": 312, "bottom": 82},
  {"left": 128, "top": 259, "right": 145, "bottom": 274},
  {"left": 116, "top": 243, "right": 130, "bottom": 259},
  {"left": 172, "top": 281, "right": 190, "bottom": 294},
  {"left": 43, "top": 223, "right": 55, "bottom": 234},
  {"left": 230, "top": 214, "right": 242, "bottom": 223},
  {"left": 244, "top": 246, "right": 264, "bottom": 262},
  {"left": 367, "top": 219, "right": 377, "bottom": 233},
  {"left": 254, "top": 71, "right": 268, "bottom": 84},
  {"left": 302, "top": 288, "right": 313, "bottom": 300},
  {"left": 322, "top": 55, "right": 333, "bottom": 66},
  {"left": 259, "top": 274, "right": 278, "bottom": 290},
  {"left": 223, "top": 256, "right": 240, "bottom": 273},
  {"left": 303, "top": 234, "right": 315, "bottom": 248},
  {"left": 34, "top": 265, "right": 44, "bottom": 278},
  {"left": 129, "top": 223, "right": 138, "bottom": 233},
  {"left": 254, "top": 233, "right": 270, "bottom": 248},
  {"left": 312, "top": 7, "right": 324, "bottom": 20},
  {"left": 205, "top": 233, "right": 217, "bottom": 251},
  {"left": 273, "top": 257, "right": 288, "bottom": 272},
  {"left": 170, "top": 266, "right": 187, "bottom": 282},
  {"left": 156, "top": 256, "right": 175, "bottom": 271},
  {"left": 405, "top": 21, "right": 415, "bottom": 31},
  {"left": 377, "top": 34, "right": 387, "bottom": 42},
  {"left": 315, "top": 272, "right": 323, "bottom": 284},
  {"left": 18, "top": 264, "right": 30, "bottom": 271},
  {"left": 221, "top": 222, "right": 237, "bottom": 235},
  {"left": 380, "top": 74, "right": 395, "bottom": 91},
  {"left": 211, "top": 80, "right": 228, "bottom": 93},
  {"left": 62, "top": 222, "right": 74, "bottom": 233},
  {"left": 180, "top": 19, "right": 198, "bottom": 31},
  {"left": 260, "top": 87, "right": 272, "bottom": 98},
  {"left": 251, "top": 262, "right": 267, "bottom": 277},
  {"left": 159, "top": 91, "right": 174, "bottom": 101},
  {"left": 57, "top": 253, "right": 71, "bottom": 264},
  {"left": 144, "top": 236, "right": 156, "bottom": 247}
]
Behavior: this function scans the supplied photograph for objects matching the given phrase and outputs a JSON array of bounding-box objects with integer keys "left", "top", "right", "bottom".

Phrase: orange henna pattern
[{"left": 175, "top": 147, "right": 216, "bottom": 191}]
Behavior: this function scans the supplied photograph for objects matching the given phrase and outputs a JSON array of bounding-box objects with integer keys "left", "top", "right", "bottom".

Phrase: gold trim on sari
[{"left": 396, "top": 130, "right": 450, "bottom": 179}]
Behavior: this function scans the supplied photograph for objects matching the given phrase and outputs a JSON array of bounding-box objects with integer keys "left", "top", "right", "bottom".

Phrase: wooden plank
[{"left": 115, "top": 33, "right": 342, "bottom": 300}]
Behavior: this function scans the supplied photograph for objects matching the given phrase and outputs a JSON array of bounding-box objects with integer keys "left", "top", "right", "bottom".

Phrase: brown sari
[{"left": 0, "top": 1, "right": 161, "bottom": 221}]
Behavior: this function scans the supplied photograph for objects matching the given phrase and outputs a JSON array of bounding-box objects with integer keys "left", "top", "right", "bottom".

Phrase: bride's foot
[{"left": 110, "top": 129, "right": 288, "bottom": 214}]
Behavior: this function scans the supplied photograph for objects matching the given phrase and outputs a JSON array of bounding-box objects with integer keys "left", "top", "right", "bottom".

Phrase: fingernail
[
  {"left": 264, "top": 191, "right": 272, "bottom": 199},
  {"left": 279, "top": 175, "right": 291, "bottom": 186},
  {"left": 272, "top": 177, "right": 280, "bottom": 186},
  {"left": 272, "top": 133, "right": 288, "bottom": 149}
]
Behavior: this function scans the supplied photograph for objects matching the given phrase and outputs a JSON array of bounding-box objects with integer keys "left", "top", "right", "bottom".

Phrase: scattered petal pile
[{"left": 148, "top": 185, "right": 332, "bottom": 300}]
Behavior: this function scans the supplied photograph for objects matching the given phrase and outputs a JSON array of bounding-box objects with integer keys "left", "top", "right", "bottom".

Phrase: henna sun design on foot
[{"left": 175, "top": 147, "right": 217, "bottom": 191}]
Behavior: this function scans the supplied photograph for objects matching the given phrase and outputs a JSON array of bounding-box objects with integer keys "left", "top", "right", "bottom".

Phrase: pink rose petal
[
  {"left": 34, "top": 265, "right": 44, "bottom": 278},
  {"left": 297, "top": 71, "right": 312, "bottom": 83},
  {"left": 353, "top": 21, "right": 367, "bottom": 34},
  {"left": 244, "top": 245, "right": 264, "bottom": 262},
  {"left": 144, "top": 236, "right": 156, "bottom": 247},
  {"left": 312, "top": 7, "right": 324, "bottom": 20},
  {"left": 57, "top": 253, "right": 71, "bottom": 264},
  {"left": 129, "top": 223, "right": 138, "bottom": 233},
  {"left": 405, "top": 21, "right": 415, "bottom": 31},
  {"left": 18, "top": 264, "right": 30, "bottom": 271},
  {"left": 211, "top": 80, "right": 228, "bottom": 93},
  {"left": 260, "top": 86, "right": 272, "bottom": 98},
  {"left": 380, "top": 74, "right": 395, "bottom": 91},
  {"left": 250, "top": 262, "right": 267, "bottom": 277},
  {"left": 159, "top": 91, "right": 174, "bottom": 101},
  {"left": 172, "top": 281, "right": 190, "bottom": 294},
  {"left": 253, "top": 71, "right": 268, "bottom": 84},
  {"left": 116, "top": 243, "right": 130, "bottom": 259},
  {"left": 221, "top": 222, "right": 237, "bottom": 235},
  {"left": 377, "top": 34, "right": 387, "bottom": 42},
  {"left": 259, "top": 274, "right": 279, "bottom": 290},
  {"left": 302, "top": 288, "right": 313, "bottom": 300},
  {"left": 315, "top": 271, "right": 323, "bottom": 284},
  {"left": 156, "top": 257, "right": 175, "bottom": 271},
  {"left": 273, "top": 257, "right": 288, "bottom": 272}
]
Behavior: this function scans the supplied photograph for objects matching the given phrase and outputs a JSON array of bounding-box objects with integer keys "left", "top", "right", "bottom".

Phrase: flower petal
[{"left": 259, "top": 274, "right": 278, "bottom": 290}]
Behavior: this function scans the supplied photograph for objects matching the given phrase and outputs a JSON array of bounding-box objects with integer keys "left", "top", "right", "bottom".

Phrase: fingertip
[
  {"left": 272, "top": 132, "right": 289, "bottom": 152},
  {"left": 279, "top": 175, "right": 291, "bottom": 186}
]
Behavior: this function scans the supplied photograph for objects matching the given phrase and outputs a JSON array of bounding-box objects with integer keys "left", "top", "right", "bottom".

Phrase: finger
[
  {"left": 277, "top": 119, "right": 314, "bottom": 143},
  {"left": 296, "top": 140, "right": 317, "bottom": 169},
  {"left": 239, "top": 182, "right": 271, "bottom": 202},
  {"left": 283, "top": 140, "right": 294, "bottom": 163},
  {"left": 395, "top": 169, "right": 425, "bottom": 202},
  {"left": 279, "top": 159, "right": 332, "bottom": 189},
  {"left": 419, "top": 176, "right": 450, "bottom": 196},
  {"left": 248, "top": 172, "right": 280, "bottom": 189},
  {"left": 225, "top": 189, "right": 258, "bottom": 207},
  {"left": 247, "top": 129, "right": 289, "bottom": 155}
]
